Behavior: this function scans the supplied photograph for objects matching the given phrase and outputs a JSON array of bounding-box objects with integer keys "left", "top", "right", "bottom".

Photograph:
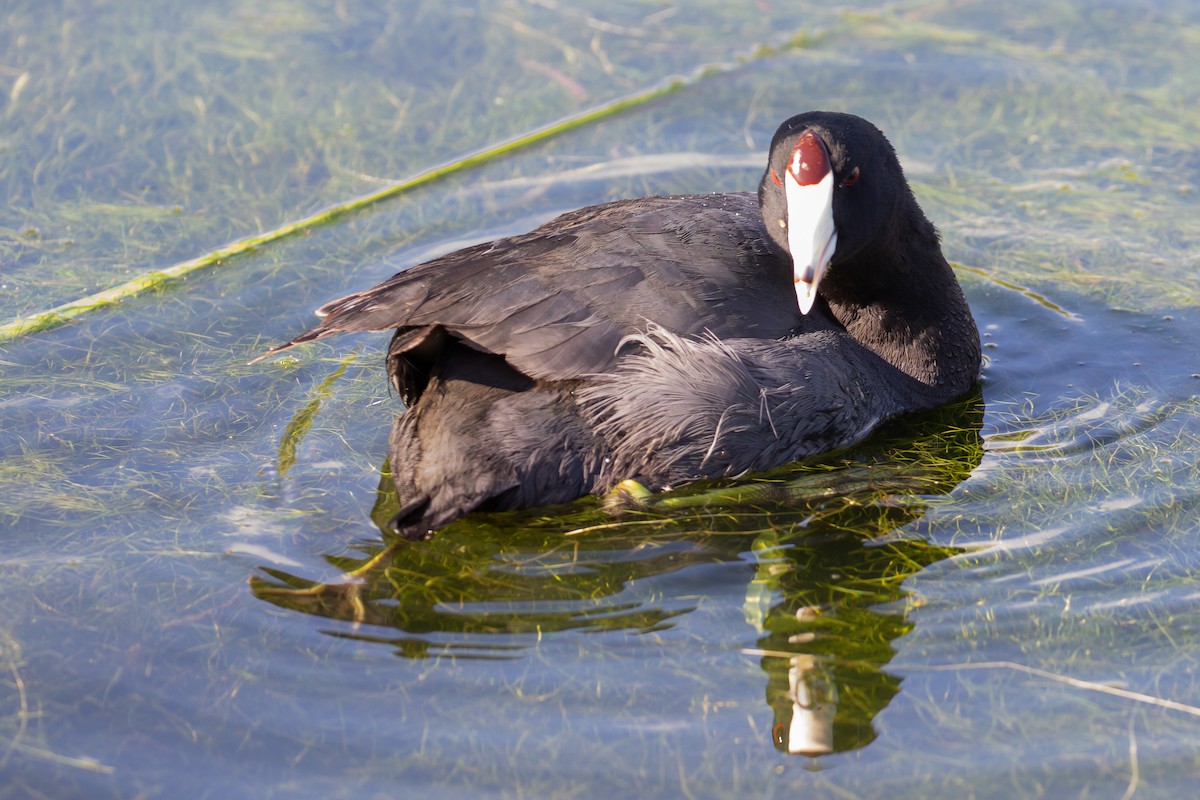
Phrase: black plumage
[{"left": 265, "top": 111, "right": 981, "bottom": 538}]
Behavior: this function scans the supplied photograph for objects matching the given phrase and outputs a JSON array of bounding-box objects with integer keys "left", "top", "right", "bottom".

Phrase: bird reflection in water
[
  {"left": 252, "top": 390, "right": 983, "bottom": 756},
  {"left": 782, "top": 653, "right": 838, "bottom": 756}
]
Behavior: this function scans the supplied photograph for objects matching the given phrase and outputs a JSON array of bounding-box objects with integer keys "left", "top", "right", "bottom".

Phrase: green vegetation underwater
[{"left": 2, "top": 1, "right": 1199, "bottom": 797}]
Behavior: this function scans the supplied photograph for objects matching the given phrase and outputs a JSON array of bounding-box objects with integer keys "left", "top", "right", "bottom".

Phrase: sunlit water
[{"left": 2, "top": 1, "right": 1199, "bottom": 797}]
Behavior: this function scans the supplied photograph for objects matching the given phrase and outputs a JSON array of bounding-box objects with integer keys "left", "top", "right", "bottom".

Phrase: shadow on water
[{"left": 251, "top": 390, "right": 984, "bottom": 757}]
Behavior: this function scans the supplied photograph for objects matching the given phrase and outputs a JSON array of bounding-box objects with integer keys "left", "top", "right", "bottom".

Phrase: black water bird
[{"left": 265, "top": 112, "right": 981, "bottom": 537}]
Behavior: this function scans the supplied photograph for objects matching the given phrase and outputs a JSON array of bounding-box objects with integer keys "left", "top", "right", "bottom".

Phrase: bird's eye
[
  {"left": 841, "top": 166, "right": 861, "bottom": 187},
  {"left": 771, "top": 169, "right": 783, "bottom": 187}
]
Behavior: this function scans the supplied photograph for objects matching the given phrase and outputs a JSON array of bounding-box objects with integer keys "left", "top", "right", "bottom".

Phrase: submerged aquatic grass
[
  {"left": 0, "top": 4, "right": 833, "bottom": 341},
  {"left": 2, "top": 0, "right": 1200, "bottom": 796},
  {"left": 0, "top": 63, "right": 744, "bottom": 342}
]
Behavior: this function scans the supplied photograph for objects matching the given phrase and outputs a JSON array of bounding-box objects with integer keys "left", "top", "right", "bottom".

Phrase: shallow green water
[{"left": 2, "top": 1, "right": 1199, "bottom": 797}]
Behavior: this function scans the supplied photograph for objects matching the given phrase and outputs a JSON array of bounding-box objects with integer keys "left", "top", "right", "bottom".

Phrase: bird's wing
[{"left": 264, "top": 193, "right": 802, "bottom": 395}]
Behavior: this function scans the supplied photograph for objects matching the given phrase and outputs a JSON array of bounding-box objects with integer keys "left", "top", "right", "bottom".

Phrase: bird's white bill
[{"left": 785, "top": 169, "right": 837, "bottom": 315}]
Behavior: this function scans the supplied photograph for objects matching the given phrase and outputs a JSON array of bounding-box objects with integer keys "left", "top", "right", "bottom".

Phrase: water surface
[{"left": 2, "top": 1, "right": 1199, "bottom": 797}]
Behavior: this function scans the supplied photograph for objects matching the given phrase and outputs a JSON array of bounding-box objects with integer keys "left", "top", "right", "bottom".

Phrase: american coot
[{"left": 266, "top": 111, "right": 981, "bottom": 538}]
